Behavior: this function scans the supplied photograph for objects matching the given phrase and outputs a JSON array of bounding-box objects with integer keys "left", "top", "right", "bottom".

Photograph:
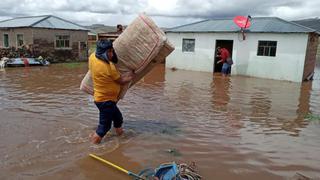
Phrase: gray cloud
[
  {"left": 150, "top": 0, "right": 304, "bottom": 18},
  {"left": 0, "top": 0, "right": 319, "bottom": 27}
]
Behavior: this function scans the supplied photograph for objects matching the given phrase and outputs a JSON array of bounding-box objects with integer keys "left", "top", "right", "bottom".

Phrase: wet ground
[{"left": 0, "top": 63, "right": 319, "bottom": 179}]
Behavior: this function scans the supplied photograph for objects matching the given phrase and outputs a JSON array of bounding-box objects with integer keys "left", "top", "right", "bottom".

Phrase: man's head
[
  {"left": 95, "top": 40, "right": 118, "bottom": 63},
  {"left": 117, "top": 24, "right": 123, "bottom": 33}
]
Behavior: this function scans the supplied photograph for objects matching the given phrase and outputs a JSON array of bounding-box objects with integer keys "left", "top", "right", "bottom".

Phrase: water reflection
[{"left": 211, "top": 75, "right": 231, "bottom": 109}]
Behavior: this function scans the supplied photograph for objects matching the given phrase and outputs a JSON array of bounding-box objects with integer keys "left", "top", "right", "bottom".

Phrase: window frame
[
  {"left": 257, "top": 40, "right": 277, "bottom": 57},
  {"left": 3, "top": 33, "right": 9, "bottom": 48},
  {"left": 55, "top": 35, "right": 71, "bottom": 49},
  {"left": 16, "top": 34, "right": 24, "bottom": 47},
  {"left": 182, "top": 38, "right": 195, "bottom": 52}
]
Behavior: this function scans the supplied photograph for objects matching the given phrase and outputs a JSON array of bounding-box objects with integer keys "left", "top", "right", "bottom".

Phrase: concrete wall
[
  {"left": 32, "top": 28, "right": 88, "bottom": 62},
  {"left": 32, "top": 28, "right": 87, "bottom": 45},
  {"left": 0, "top": 27, "right": 88, "bottom": 62},
  {"left": 166, "top": 32, "right": 309, "bottom": 82},
  {"left": 0, "top": 28, "right": 33, "bottom": 48}
]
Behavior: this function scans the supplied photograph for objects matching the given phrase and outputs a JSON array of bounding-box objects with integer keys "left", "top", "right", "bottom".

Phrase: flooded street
[{"left": 0, "top": 63, "right": 320, "bottom": 179}]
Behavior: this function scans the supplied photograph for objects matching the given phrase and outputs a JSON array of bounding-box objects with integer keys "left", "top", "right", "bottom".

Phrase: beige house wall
[
  {"left": 0, "top": 28, "right": 33, "bottom": 48},
  {"left": 0, "top": 27, "right": 88, "bottom": 61},
  {"left": 32, "top": 28, "right": 88, "bottom": 61}
]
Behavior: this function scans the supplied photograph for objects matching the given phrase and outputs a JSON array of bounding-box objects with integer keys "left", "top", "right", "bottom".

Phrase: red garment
[
  {"left": 220, "top": 48, "right": 230, "bottom": 63},
  {"left": 22, "top": 58, "right": 29, "bottom": 67}
]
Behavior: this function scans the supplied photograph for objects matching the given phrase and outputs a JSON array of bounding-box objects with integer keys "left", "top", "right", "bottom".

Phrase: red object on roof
[{"left": 233, "top": 16, "right": 251, "bottom": 29}]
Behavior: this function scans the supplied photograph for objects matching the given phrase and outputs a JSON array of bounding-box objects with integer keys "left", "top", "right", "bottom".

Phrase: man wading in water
[{"left": 89, "top": 40, "right": 134, "bottom": 144}]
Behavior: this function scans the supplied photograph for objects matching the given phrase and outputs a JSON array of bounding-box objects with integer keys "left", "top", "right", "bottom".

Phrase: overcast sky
[{"left": 0, "top": 0, "right": 319, "bottom": 28}]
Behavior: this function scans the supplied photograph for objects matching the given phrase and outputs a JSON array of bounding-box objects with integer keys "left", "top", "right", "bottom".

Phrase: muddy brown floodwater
[{"left": 0, "top": 63, "right": 319, "bottom": 180}]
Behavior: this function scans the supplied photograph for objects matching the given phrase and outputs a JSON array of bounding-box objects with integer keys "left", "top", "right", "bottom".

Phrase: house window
[
  {"left": 257, "top": 41, "right": 277, "bottom": 57},
  {"left": 3, "top": 34, "right": 9, "bottom": 48},
  {"left": 182, "top": 38, "right": 195, "bottom": 52},
  {"left": 17, "top": 34, "right": 24, "bottom": 47},
  {"left": 55, "top": 35, "right": 70, "bottom": 49}
]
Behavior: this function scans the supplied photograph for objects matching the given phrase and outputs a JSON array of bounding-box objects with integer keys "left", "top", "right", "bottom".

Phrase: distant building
[
  {"left": 87, "top": 31, "right": 98, "bottom": 54},
  {"left": 165, "top": 17, "right": 319, "bottom": 82},
  {"left": 86, "top": 24, "right": 125, "bottom": 55},
  {"left": 0, "top": 15, "right": 89, "bottom": 62},
  {"left": 88, "top": 31, "right": 98, "bottom": 42},
  {"left": 97, "top": 24, "right": 124, "bottom": 41}
]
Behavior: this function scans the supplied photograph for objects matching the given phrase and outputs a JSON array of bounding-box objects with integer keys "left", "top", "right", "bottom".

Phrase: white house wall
[{"left": 166, "top": 32, "right": 309, "bottom": 82}]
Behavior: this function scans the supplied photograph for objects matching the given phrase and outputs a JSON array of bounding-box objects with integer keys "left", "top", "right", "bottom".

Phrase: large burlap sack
[
  {"left": 80, "top": 14, "right": 175, "bottom": 99},
  {"left": 114, "top": 14, "right": 174, "bottom": 99},
  {"left": 114, "top": 13, "right": 166, "bottom": 74},
  {"left": 129, "top": 39, "right": 174, "bottom": 87},
  {"left": 80, "top": 70, "right": 94, "bottom": 95}
]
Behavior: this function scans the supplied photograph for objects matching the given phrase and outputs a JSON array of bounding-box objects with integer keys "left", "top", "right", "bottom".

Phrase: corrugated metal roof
[
  {"left": 0, "top": 15, "right": 88, "bottom": 31},
  {"left": 166, "top": 17, "right": 316, "bottom": 34},
  {"left": 293, "top": 18, "right": 320, "bottom": 33},
  {"left": 88, "top": 31, "right": 97, "bottom": 36}
]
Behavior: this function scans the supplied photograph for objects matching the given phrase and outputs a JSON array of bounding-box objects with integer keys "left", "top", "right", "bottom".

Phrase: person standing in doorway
[
  {"left": 216, "top": 47, "right": 233, "bottom": 76},
  {"left": 89, "top": 40, "right": 134, "bottom": 144}
]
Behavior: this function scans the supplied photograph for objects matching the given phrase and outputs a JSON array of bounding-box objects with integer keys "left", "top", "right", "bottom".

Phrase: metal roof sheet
[
  {"left": 293, "top": 18, "right": 320, "bottom": 33},
  {"left": 166, "top": 17, "right": 316, "bottom": 34},
  {"left": 0, "top": 15, "right": 88, "bottom": 31}
]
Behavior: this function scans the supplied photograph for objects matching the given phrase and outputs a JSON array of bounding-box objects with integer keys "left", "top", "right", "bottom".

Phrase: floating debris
[
  {"left": 165, "top": 148, "right": 182, "bottom": 157},
  {"left": 171, "top": 67, "right": 177, "bottom": 71},
  {"left": 179, "top": 162, "right": 202, "bottom": 180}
]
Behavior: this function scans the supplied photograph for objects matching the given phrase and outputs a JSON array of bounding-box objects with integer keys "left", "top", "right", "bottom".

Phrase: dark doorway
[{"left": 214, "top": 40, "right": 234, "bottom": 73}]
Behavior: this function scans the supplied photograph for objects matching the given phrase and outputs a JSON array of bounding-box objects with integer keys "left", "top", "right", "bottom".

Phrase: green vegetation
[{"left": 305, "top": 113, "right": 320, "bottom": 121}]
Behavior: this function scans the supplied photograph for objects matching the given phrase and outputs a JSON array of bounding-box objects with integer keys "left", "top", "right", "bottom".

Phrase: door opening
[{"left": 214, "top": 40, "right": 234, "bottom": 73}]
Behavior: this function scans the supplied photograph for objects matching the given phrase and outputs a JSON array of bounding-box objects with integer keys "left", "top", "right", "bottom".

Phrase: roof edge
[
  {"left": 0, "top": 15, "right": 88, "bottom": 31},
  {"left": 167, "top": 19, "right": 210, "bottom": 31},
  {"left": 165, "top": 17, "right": 318, "bottom": 34},
  {"left": 0, "top": 15, "right": 51, "bottom": 23},
  {"left": 274, "top": 17, "right": 317, "bottom": 33},
  {"left": 165, "top": 31, "right": 312, "bottom": 34}
]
